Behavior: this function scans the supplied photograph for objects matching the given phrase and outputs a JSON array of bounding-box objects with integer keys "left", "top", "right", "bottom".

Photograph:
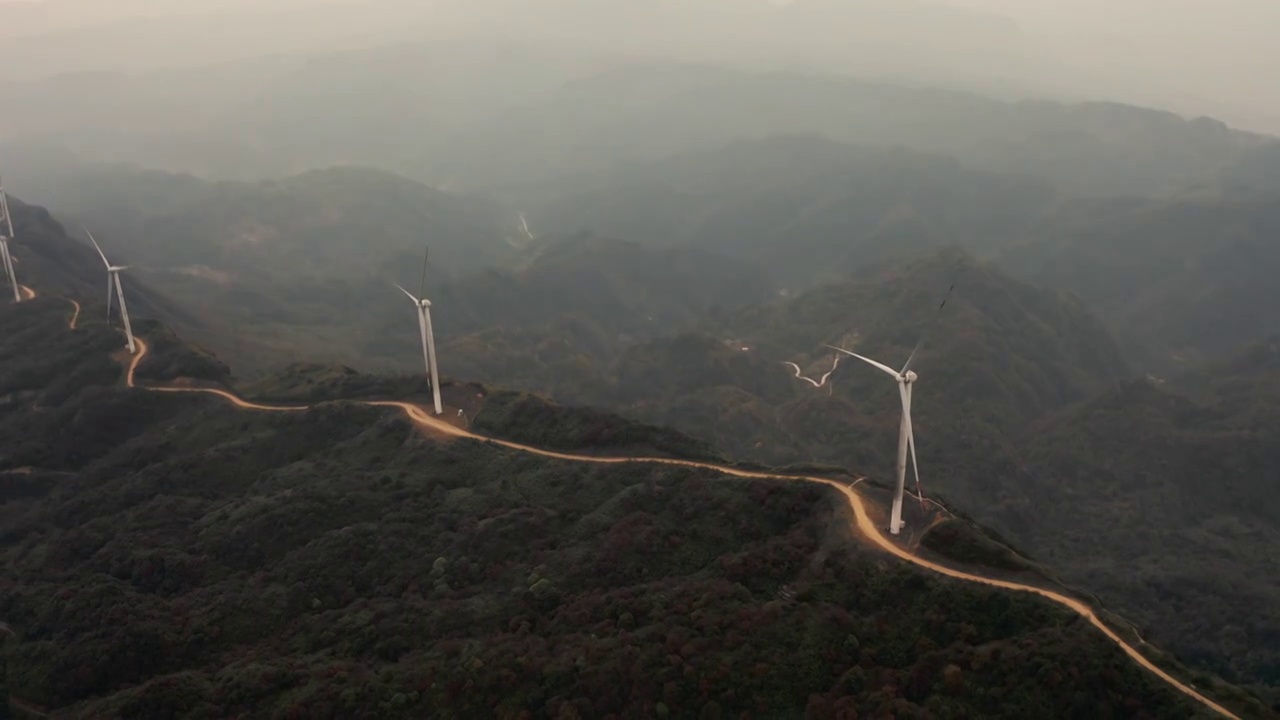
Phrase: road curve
[
  {"left": 89, "top": 304, "right": 1238, "bottom": 720},
  {"left": 67, "top": 299, "right": 80, "bottom": 330}
]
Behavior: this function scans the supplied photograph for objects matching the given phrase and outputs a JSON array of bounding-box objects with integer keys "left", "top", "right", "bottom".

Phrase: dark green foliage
[
  {"left": 473, "top": 390, "right": 723, "bottom": 461},
  {"left": 1011, "top": 341, "right": 1280, "bottom": 703},
  {"left": 535, "top": 135, "right": 1061, "bottom": 287},
  {"left": 0, "top": 296, "right": 120, "bottom": 411},
  {"left": 13, "top": 165, "right": 519, "bottom": 279},
  {"left": 0, "top": 289, "right": 1252, "bottom": 719},
  {"left": 239, "top": 362, "right": 434, "bottom": 404},
  {"left": 132, "top": 320, "right": 231, "bottom": 384},
  {"left": 1001, "top": 193, "right": 1280, "bottom": 372},
  {"left": 921, "top": 519, "right": 1040, "bottom": 574}
]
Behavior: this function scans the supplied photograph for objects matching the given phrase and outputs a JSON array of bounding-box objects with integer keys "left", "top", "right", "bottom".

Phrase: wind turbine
[
  {"left": 0, "top": 177, "right": 20, "bottom": 302},
  {"left": 85, "top": 228, "right": 136, "bottom": 354},
  {"left": 827, "top": 284, "right": 954, "bottom": 536},
  {"left": 393, "top": 248, "right": 443, "bottom": 416}
]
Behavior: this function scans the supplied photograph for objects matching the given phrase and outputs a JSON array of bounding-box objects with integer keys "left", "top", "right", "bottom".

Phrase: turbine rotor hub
[{"left": 904, "top": 371, "right": 918, "bottom": 383}]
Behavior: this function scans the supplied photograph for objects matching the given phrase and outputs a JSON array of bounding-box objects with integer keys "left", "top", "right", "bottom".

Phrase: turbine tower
[
  {"left": 393, "top": 248, "right": 443, "bottom": 416},
  {"left": 0, "top": 177, "right": 20, "bottom": 302},
  {"left": 828, "top": 285, "right": 954, "bottom": 535},
  {"left": 85, "top": 229, "right": 137, "bottom": 354}
]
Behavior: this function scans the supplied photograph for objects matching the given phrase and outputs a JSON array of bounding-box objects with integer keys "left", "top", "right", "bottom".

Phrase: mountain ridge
[{"left": 0, "top": 203, "right": 1266, "bottom": 718}]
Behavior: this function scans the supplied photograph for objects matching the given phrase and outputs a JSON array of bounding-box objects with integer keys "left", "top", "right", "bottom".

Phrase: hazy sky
[
  {"left": 2, "top": 0, "right": 1278, "bottom": 131},
  {"left": 944, "top": 0, "right": 1280, "bottom": 126}
]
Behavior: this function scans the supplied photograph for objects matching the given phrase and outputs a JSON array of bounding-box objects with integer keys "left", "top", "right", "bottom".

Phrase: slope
[
  {"left": 534, "top": 134, "right": 1280, "bottom": 374},
  {"left": 1002, "top": 193, "right": 1280, "bottom": 371},
  {"left": 7, "top": 163, "right": 522, "bottom": 279},
  {"left": 0, "top": 207, "right": 1267, "bottom": 718},
  {"left": 487, "top": 247, "right": 1129, "bottom": 473},
  {"left": 0, "top": 325, "right": 1227, "bottom": 718},
  {"left": 533, "top": 135, "right": 1061, "bottom": 287},
  {"left": 1018, "top": 340, "right": 1280, "bottom": 703},
  {"left": 396, "top": 247, "right": 1280, "bottom": 704},
  {"left": 2, "top": 196, "right": 205, "bottom": 340}
]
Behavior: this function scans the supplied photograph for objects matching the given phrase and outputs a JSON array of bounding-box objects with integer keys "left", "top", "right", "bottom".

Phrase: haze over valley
[{"left": 2, "top": 1, "right": 1279, "bottom": 717}]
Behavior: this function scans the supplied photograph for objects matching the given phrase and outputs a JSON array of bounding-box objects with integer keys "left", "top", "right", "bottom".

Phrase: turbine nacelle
[
  {"left": 903, "top": 370, "right": 918, "bottom": 383},
  {"left": 394, "top": 283, "right": 431, "bottom": 308},
  {"left": 109, "top": 265, "right": 129, "bottom": 273}
]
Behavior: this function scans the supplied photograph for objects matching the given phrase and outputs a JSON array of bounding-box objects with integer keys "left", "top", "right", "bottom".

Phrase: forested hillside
[
  {"left": 4, "top": 5, "right": 1280, "bottom": 717},
  {"left": 533, "top": 134, "right": 1280, "bottom": 371},
  {"left": 533, "top": 135, "right": 1060, "bottom": 287},
  {"left": 1002, "top": 193, "right": 1280, "bottom": 372},
  {"left": 430, "top": 249, "right": 1279, "bottom": 706},
  {"left": 2, "top": 256, "right": 1261, "bottom": 718},
  {"left": 7, "top": 164, "right": 523, "bottom": 279},
  {"left": 19, "top": 137, "right": 1280, "bottom": 381},
  {"left": 1017, "top": 341, "right": 1280, "bottom": 703},
  {"left": 3, "top": 197, "right": 204, "bottom": 335}
]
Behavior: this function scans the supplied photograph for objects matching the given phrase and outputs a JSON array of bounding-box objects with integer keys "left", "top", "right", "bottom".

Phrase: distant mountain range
[{"left": 4, "top": 45, "right": 1277, "bottom": 197}]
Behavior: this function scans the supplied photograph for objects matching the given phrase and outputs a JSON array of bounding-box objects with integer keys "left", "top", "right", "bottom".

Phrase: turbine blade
[
  {"left": 84, "top": 228, "right": 111, "bottom": 267},
  {"left": 393, "top": 283, "right": 419, "bottom": 303},
  {"left": 418, "top": 246, "right": 429, "bottom": 300},
  {"left": 900, "top": 283, "right": 956, "bottom": 374},
  {"left": 827, "top": 345, "right": 900, "bottom": 378},
  {"left": 116, "top": 273, "right": 135, "bottom": 353},
  {"left": 904, "top": 386, "right": 924, "bottom": 508}
]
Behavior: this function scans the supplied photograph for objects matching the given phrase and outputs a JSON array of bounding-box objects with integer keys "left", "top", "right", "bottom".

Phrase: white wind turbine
[
  {"left": 393, "top": 248, "right": 443, "bottom": 416},
  {"left": 828, "top": 284, "right": 954, "bottom": 536},
  {"left": 85, "top": 229, "right": 136, "bottom": 354},
  {"left": 0, "top": 177, "right": 20, "bottom": 302}
]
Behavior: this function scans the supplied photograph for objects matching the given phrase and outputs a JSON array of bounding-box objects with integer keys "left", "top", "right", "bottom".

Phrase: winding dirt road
[
  {"left": 66, "top": 299, "right": 80, "bottom": 330},
  {"left": 17, "top": 296, "right": 1242, "bottom": 719}
]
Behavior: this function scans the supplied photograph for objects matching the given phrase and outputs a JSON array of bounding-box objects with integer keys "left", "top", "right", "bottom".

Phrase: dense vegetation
[
  {"left": 4, "top": 6, "right": 1280, "bottom": 715},
  {"left": 0, "top": 297, "right": 1255, "bottom": 718},
  {"left": 471, "top": 390, "right": 723, "bottom": 462},
  {"left": 1001, "top": 193, "right": 1280, "bottom": 372},
  {"left": 1015, "top": 342, "right": 1280, "bottom": 703},
  {"left": 10, "top": 165, "right": 522, "bottom": 279},
  {"left": 434, "top": 248, "right": 1278, "bottom": 706},
  {"left": 8, "top": 176, "right": 1278, "bottom": 710}
]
